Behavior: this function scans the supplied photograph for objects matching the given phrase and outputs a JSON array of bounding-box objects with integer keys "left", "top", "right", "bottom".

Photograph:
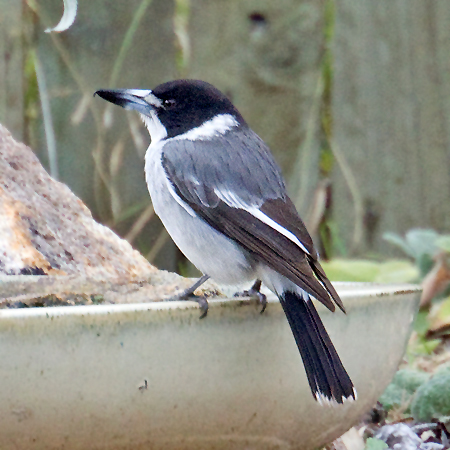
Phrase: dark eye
[{"left": 163, "top": 99, "right": 176, "bottom": 108}]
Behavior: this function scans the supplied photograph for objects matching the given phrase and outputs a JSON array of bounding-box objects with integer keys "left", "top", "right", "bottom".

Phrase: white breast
[{"left": 144, "top": 141, "right": 256, "bottom": 285}]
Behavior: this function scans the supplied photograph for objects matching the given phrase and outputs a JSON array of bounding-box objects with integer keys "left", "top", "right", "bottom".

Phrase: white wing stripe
[
  {"left": 165, "top": 179, "right": 197, "bottom": 217},
  {"left": 247, "top": 207, "right": 311, "bottom": 255},
  {"left": 214, "top": 188, "right": 251, "bottom": 210},
  {"left": 214, "top": 188, "right": 311, "bottom": 256}
]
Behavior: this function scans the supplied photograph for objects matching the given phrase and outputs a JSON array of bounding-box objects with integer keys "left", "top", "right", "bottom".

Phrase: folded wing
[{"left": 161, "top": 128, "right": 344, "bottom": 312}]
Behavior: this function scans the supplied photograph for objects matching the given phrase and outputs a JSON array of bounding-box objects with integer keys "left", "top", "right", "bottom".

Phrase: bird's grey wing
[{"left": 161, "top": 129, "right": 342, "bottom": 312}]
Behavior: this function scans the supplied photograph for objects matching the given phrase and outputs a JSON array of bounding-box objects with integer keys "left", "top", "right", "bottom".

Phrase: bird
[{"left": 95, "top": 79, "right": 356, "bottom": 405}]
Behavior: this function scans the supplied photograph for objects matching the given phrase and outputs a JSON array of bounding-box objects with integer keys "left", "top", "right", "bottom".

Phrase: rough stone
[{"left": 0, "top": 123, "right": 156, "bottom": 280}]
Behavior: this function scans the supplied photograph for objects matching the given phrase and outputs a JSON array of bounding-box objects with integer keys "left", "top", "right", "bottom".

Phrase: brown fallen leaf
[
  {"left": 328, "top": 427, "right": 365, "bottom": 450},
  {"left": 421, "top": 251, "right": 450, "bottom": 308}
]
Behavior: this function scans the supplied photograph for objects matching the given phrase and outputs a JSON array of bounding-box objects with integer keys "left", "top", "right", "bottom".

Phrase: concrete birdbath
[
  {"left": 0, "top": 126, "right": 422, "bottom": 448},
  {"left": 0, "top": 281, "right": 420, "bottom": 450}
]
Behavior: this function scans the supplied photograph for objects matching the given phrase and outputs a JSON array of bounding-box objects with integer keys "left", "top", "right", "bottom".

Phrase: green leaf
[
  {"left": 428, "top": 296, "right": 450, "bottom": 334},
  {"left": 322, "top": 259, "right": 418, "bottom": 283},
  {"left": 416, "top": 253, "right": 435, "bottom": 278},
  {"left": 364, "top": 437, "right": 388, "bottom": 450},
  {"left": 383, "top": 229, "right": 439, "bottom": 265},
  {"left": 405, "top": 229, "right": 439, "bottom": 260},
  {"left": 321, "top": 259, "right": 381, "bottom": 282},
  {"left": 408, "top": 311, "right": 441, "bottom": 355},
  {"left": 383, "top": 232, "right": 415, "bottom": 258},
  {"left": 411, "top": 368, "right": 450, "bottom": 421},
  {"left": 411, "top": 338, "right": 441, "bottom": 355},
  {"left": 436, "top": 236, "right": 450, "bottom": 253},
  {"left": 379, "top": 369, "right": 430, "bottom": 412},
  {"left": 373, "top": 260, "right": 419, "bottom": 283},
  {"left": 414, "top": 310, "right": 431, "bottom": 336}
]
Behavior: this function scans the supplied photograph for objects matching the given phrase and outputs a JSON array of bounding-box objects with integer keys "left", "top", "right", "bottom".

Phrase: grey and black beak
[{"left": 94, "top": 89, "right": 159, "bottom": 115}]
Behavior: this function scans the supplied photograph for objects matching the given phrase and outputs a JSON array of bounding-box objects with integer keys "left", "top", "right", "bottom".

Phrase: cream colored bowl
[{"left": 0, "top": 282, "right": 420, "bottom": 449}]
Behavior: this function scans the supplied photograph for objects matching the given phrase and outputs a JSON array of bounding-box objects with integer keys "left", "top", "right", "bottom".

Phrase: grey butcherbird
[{"left": 95, "top": 80, "right": 356, "bottom": 404}]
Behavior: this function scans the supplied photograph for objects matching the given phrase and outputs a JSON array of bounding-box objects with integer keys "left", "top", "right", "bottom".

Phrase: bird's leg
[
  {"left": 171, "top": 274, "right": 210, "bottom": 319},
  {"left": 176, "top": 274, "right": 210, "bottom": 299},
  {"left": 234, "top": 279, "right": 267, "bottom": 313}
]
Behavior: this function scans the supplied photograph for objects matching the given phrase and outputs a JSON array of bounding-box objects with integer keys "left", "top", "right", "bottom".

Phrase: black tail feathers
[{"left": 280, "top": 290, "right": 356, "bottom": 404}]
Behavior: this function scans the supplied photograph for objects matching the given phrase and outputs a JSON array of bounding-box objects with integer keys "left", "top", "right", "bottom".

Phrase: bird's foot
[
  {"left": 234, "top": 279, "right": 267, "bottom": 313},
  {"left": 170, "top": 274, "right": 210, "bottom": 319},
  {"left": 190, "top": 296, "right": 208, "bottom": 319}
]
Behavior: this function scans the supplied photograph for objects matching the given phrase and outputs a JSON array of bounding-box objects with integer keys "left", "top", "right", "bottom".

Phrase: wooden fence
[{"left": 0, "top": 0, "right": 449, "bottom": 270}]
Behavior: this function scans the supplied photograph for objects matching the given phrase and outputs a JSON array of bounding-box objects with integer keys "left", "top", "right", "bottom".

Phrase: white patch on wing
[
  {"left": 248, "top": 207, "right": 311, "bottom": 255},
  {"left": 213, "top": 187, "right": 252, "bottom": 210},
  {"left": 140, "top": 112, "right": 167, "bottom": 144},
  {"left": 213, "top": 188, "right": 311, "bottom": 256},
  {"left": 173, "top": 114, "right": 238, "bottom": 141},
  {"left": 165, "top": 179, "right": 197, "bottom": 217},
  {"left": 188, "top": 176, "right": 201, "bottom": 185}
]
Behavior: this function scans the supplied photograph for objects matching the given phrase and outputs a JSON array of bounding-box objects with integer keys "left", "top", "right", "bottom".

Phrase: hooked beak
[{"left": 94, "top": 89, "right": 161, "bottom": 115}]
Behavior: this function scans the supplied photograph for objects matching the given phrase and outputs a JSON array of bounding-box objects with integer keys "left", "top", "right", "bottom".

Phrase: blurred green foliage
[
  {"left": 322, "top": 259, "right": 418, "bottom": 283},
  {"left": 379, "top": 366, "right": 450, "bottom": 422},
  {"left": 411, "top": 366, "right": 450, "bottom": 421},
  {"left": 379, "top": 369, "right": 431, "bottom": 413},
  {"left": 384, "top": 228, "right": 450, "bottom": 278},
  {"left": 373, "top": 229, "right": 450, "bottom": 426},
  {"left": 364, "top": 438, "right": 388, "bottom": 450}
]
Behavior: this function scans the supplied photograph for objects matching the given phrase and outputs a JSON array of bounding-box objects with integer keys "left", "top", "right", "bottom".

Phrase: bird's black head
[{"left": 95, "top": 80, "right": 246, "bottom": 141}]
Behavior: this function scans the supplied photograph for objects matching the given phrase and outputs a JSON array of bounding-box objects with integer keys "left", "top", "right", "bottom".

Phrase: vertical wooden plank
[
  {"left": 332, "top": 0, "right": 450, "bottom": 255},
  {"left": 0, "top": 0, "right": 24, "bottom": 140},
  {"left": 187, "top": 0, "right": 326, "bottom": 215}
]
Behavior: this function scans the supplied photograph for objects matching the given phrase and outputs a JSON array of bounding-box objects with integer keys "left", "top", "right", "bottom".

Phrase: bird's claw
[
  {"left": 169, "top": 292, "right": 209, "bottom": 319},
  {"left": 197, "top": 297, "right": 209, "bottom": 319},
  {"left": 234, "top": 280, "right": 267, "bottom": 314},
  {"left": 168, "top": 275, "right": 210, "bottom": 319}
]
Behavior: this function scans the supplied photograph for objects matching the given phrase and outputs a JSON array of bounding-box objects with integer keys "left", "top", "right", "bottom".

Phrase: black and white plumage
[{"left": 95, "top": 80, "right": 356, "bottom": 404}]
